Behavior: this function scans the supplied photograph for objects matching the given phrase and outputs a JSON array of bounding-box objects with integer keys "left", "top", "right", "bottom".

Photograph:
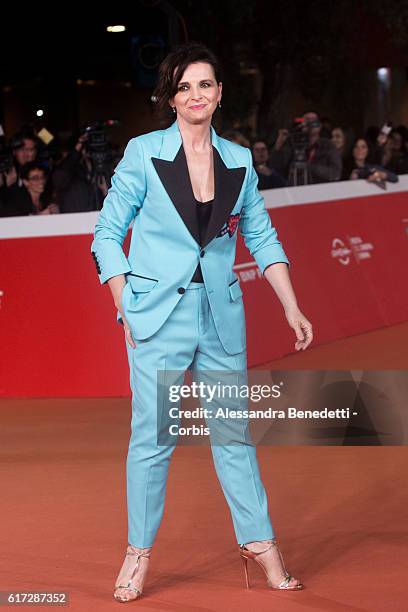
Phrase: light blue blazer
[{"left": 91, "top": 119, "right": 289, "bottom": 355}]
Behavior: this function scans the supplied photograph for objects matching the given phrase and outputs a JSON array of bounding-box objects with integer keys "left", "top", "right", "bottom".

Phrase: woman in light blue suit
[{"left": 91, "top": 42, "right": 313, "bottom": 602}]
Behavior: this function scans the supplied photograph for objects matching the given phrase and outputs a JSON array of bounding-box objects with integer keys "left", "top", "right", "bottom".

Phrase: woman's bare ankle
[
  {"left": 244, "top": 539, "right": 274, "bottom": 552},
  {"left": 127, "top": 544, "right": 152, "bottom": 553}
]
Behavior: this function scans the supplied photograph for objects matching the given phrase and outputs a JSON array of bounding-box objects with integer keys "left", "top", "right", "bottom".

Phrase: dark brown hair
[
  {"left": 21, "top": 161, "right": 47, "bottom": 180},
  {"left": 152, "top": 42, "right": 223, "bottom": 123}
]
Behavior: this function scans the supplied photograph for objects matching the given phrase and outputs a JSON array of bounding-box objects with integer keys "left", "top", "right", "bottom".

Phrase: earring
[
  {"left": 172, "top": 106, "right": 177, "bottom": 114},
  {"left": 218, "top": 101, "right": 222, "bottom": 108}
]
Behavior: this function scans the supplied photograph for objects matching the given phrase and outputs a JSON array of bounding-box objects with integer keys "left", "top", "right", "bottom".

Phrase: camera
[
  {"left": 288, "top": 117, "right": 321, "bottom": 163},
  {"left": 287, "top": 116, "right": 321, "bottom": 185},
  {"left": 0, "top": 147, "right": 13, "bottom": 174},
  {"left": 80, "top": 119, "right": 120, "bottom": 178},
  {"left": 354, "top": 166, "right": 384, "bottom": 181}
]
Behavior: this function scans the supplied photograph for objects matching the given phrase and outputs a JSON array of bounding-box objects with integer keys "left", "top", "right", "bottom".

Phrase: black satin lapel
[
  {"left": 201, "top": 148, "right": 246, "bottom": 248},
  {"left": 151, "top": 145, "right": 200, "bottom": 245}
]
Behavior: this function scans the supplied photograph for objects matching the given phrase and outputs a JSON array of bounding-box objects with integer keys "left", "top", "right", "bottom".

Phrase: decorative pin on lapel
[{"left": 216, "top": 213, "right": 241, "bottom": 238}]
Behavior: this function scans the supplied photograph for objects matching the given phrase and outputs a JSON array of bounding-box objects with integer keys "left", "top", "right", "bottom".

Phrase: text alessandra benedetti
[{"left": 168, "top": 407, "right": 351, "bottom": 419}]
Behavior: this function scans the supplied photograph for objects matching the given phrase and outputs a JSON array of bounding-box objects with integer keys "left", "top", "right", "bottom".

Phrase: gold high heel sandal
[
  {"left": 113, "top": 545, "right": 152, "bottom": 603},
  {"left": 239, "top": 540, "right": 304, "bottom": 591}
]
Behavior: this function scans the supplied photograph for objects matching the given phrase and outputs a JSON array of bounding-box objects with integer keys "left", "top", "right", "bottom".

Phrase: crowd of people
[
  {"left": 1, "top": 111, "right": 407, "bottom": 218},
  {"left": 223, "top": 111, "right": 406, "bottom": 189},
  {"left": 0, "top": 129, "right": 115, "bottom": 218},
  {"left": 245, "top": 112, "right": 408, "bottom": 189}
]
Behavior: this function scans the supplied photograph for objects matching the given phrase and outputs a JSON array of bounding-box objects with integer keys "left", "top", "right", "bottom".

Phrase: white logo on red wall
[
  {"left": 233, "top": 263, "right": 262, "bottom": 282},
  {"left": 331, "top": 236, "right": 374, "bottom": 265}
]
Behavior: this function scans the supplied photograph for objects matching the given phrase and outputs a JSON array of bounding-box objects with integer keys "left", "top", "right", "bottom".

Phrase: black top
[
  {"left": 190, "top": 197, "right": 214, "bottom": 282},
  {"left": 195, "top": 197, "right": 214, "bottom": 241}
]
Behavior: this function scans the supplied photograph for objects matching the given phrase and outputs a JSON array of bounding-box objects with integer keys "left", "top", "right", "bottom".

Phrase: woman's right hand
[
  {"left": 122, "top": 314, "right": 136, "bottom": 349},
  {"left": 108, "top": 275, "right": 137, "bottom": 349},
  {"left": 377, "top": 132, "right": 388, "bottom": 147},
  {"left": 119, "top": 285, "right": 136, "bottom": 349},
  {"left": 275, "top": 129, "right": 289, "bottom": 150}
]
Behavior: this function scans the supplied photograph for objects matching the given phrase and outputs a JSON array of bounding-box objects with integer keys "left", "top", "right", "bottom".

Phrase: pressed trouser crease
[{"left": 125, "top": 281, "right": 274, "bottom": 547}]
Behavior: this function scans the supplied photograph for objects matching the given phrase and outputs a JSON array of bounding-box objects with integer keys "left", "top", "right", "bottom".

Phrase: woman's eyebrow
[{"left": 178, "top": 79, "right": 214, "bottom": 85}]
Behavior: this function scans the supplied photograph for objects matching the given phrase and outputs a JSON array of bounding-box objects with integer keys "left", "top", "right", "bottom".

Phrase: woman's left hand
[
  {"left": 285, "top": 307, "right": 313, "bottom": 351},
  {"left": 48, "top": 203, "right": 60, "bottom": 214},
  {"left": 367, "top": 170, "right": 386, "bottom": 182}
]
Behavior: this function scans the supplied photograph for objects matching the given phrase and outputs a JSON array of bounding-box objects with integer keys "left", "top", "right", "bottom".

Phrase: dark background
[{"left": 1, "top": 0, "right": 407, "bottom": 147}]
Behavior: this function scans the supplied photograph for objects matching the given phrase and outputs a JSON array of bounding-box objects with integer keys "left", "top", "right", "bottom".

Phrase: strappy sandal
[
  {"left": 113, "top": 545, "right": 152, "bottom": 602},
  {"left": 239, "top": 540, "right": 304, "bottom": 590}
]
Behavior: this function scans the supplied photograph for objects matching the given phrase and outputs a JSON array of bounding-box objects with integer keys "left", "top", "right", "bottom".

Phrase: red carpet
[{"left": 1, "top": 323, "right": 407, "bottom": 611}]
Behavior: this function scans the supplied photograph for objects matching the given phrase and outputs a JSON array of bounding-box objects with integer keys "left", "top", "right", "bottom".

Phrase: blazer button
[
  {"left": 177, "top": 287, "right": 185, "bottom": 294},
  {"left": 200, "top": 249, "right": 205, "bottom": 257}
]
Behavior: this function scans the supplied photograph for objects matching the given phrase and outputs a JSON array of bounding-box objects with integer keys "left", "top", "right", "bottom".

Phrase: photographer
[
  {"left": 52, "top": 133, "right": 110, "bottom": 213},
  {"left": 0, "top": 132, "right": 38, "bottom": 201},
  {"left": 270, "top": 111, "right": 342, "bottom": 185},
  {"left": 12, "top": 133, "right": 38, "bottom": 181}
]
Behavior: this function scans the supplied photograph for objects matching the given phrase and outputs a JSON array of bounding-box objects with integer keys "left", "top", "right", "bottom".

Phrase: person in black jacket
[
  {"left": 52, "top": 133, "right": 109, "bottom": 213},
  {"left": 1, "top": 162, "right": 58, "bottom": 217},
  {"left": 251, "top": 140, "right": 287, "bottom": 189},
  {"left": 0, "top": 132, "right": 39, "bottom": 206},
  {"left": 345, "top": 138, "right": 398, "bottom": 184}
]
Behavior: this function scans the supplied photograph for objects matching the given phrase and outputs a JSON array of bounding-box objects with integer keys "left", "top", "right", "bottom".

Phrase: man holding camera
[
  {"left": 270, "top": 111, "right": 342, "bottom": 185},
  {"left": 52, "top": 133, "right": 109, "bottom": 213}
]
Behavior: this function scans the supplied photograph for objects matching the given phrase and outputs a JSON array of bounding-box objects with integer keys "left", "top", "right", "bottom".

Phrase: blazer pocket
[
  {"left": 124, "top": 274, "right": 159, "bottom": 311},
  {"left": 127, "top": 273, "right": 159, "bottom": 293},
  {"left": 229, "top": 278, "right": 243, "bottom": 302}
]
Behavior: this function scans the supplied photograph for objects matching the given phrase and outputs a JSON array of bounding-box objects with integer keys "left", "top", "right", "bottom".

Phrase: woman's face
[
  {"left": 169, "top": 61, "right": 222, "bottom": 125},
  {"left": 252, "top": 141, "right": 269, "bottom": 164},
  {"left": 353, "top": 139, "right": 369, "bottom": 162},
  {"left": 331, "top": 128, "right": 345, "bottom": 150},
  {"left": 23, "top": 169, "right": 46, "bottom": 195}
]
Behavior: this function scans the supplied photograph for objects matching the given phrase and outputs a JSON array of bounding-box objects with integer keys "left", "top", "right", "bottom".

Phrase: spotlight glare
[
  {"left": 107, "top": 25, "right": 126, "bottom": 33},
  {"left": 36, "top": 109, "right": 44, "bottom": 117},
  {"left": 377, "top": 67, "right": 390, "bottom": 82}
]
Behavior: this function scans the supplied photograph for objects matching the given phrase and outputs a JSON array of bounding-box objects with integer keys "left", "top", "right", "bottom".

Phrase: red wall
[{"left": 1, "top": 182, "right": 407, "bottom": 397}]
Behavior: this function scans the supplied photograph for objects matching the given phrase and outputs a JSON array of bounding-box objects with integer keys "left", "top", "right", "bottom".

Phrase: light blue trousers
[{"left": 125, "top": 280, "right": 274, "bottom": 547}]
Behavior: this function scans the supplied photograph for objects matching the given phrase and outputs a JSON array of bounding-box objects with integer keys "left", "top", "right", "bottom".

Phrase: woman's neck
[{"left": 177, "top": 117, "right": 212, "bottom": 153}]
